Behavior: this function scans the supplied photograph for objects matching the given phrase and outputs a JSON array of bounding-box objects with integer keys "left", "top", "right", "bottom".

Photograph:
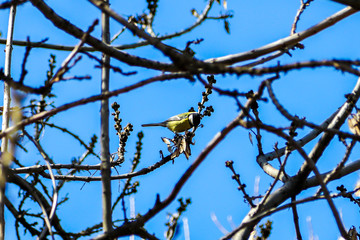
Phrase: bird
[{"left": 142, "top": 112, "right": 201, "bottom": 133}]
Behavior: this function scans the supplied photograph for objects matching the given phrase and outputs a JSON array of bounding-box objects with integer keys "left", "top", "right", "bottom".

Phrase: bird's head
[{"left": 189, "top": 112, "right": 201, "bottom": 128}]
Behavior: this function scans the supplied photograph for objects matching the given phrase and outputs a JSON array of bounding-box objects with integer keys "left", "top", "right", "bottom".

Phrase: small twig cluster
[
  {"left": 225, "top": 160, "right": 256, "bottom": 208},
  {"left": 165, "top": 198, "right": 191, "bottom": 240},
  {"left": 112, "top": 132, "right": 143, "bottom": 222},
  {"left": 111, "top": 102, "right": 133, "bottom": 163},
  {"left": 198, "top": 75, "right": 216, "bottom": 117},
  {"left": 336, "top": 185, "right": 360, "bottom": 207}
]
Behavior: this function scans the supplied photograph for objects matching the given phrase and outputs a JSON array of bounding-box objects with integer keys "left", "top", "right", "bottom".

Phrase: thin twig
[
  {"left": 291, "top": 196, "right": 303, "bottom": 240},
  {"left": 50, "top": 19, "right": 99, "bottom": 84},
  {"left": 315, "top": 139, "right": 356, "bottom": 196},
  {"left": 7, "top": 171, "right": 70, "bottom": 239},
  {"left": 88, "top": 0, "right": 196, "bottom": 67},
  {"left": 23, "top": 130, "right": 58, "bottom": 240},
  {"left": 3, "top": 196, "right": 41, "bottom": 236},
  {"left": 225, "top": 160, "right": 256, "bottom": 208},
  {"left": 291, "top": 0, "right": 314, "bottom": 35},
  {"left": 256, "top": 146, "right": 291, "bottom": 211},
  {"left": 23, "top": 152, "right": 176, "bottom": 181}
]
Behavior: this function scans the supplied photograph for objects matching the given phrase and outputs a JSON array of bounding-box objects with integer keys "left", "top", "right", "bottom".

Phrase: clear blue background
[{"left": 1, "top": 0, "right": 360, "bottom": 239}]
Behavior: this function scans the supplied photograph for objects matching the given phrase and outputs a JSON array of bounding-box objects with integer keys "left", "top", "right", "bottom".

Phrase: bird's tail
[{"left": 141, "top": 123, "right": 166, "bottom": 127}]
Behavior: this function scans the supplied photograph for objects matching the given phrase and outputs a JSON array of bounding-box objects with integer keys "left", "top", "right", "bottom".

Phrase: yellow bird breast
[{"left": 166, "top": 118, "right": 192, "bottom": 133}]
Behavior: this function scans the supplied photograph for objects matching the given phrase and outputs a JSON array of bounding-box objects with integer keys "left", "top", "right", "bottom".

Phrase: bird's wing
[{"left": 166, "top": 112, "right": 189, "bottom": 122}]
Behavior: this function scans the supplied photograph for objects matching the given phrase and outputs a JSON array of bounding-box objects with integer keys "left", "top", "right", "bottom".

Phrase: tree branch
[
  {"left": 0, "top": 4, "right": 16, "bottom": 240},
  {"left": 0, "top": 73, "right": 190, "bottom": 140},
  {"left": 206, "top": 7, "right": 357, "bottom": 64},
  {"left": 232, "top": 77, "right": 360, "bottom": 239},
  {"left": 99, "top": 0, "right": 113, "bottom": 233},
  {"left": 29, "top": 0, "right": 176, "bottom": 71},
  {"left": 0, "top": 0, "right": 215, "bottom": 52}
]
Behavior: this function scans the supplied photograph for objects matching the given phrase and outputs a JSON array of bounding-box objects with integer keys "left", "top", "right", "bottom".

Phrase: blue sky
[{"left": 1, "top": 0, "right": 360, "bottom": 239}]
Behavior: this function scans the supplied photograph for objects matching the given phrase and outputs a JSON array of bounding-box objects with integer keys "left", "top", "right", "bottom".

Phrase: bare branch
[
  {"left": 29, "top": 0, "right": 176, "bottom": 71},
  {"left": 0, "top": 0, "right": 215, "bottom": 52},
  {"left": 0, "top": 0, "right": 27, "bottom": 9},
  {"left": 0, "top": 4, "right": 16, "bottom": 240},
  {"left": 7, "top": 171, "right": 71, "bottom": 239},
  {"left": 291, "top": 196, "right": 303, "bottom": 240},
  {"left": 291, "top": 0, "right": 314, "bottom": 35},
  {"left": 99, "top": 1, "right": 113, "bottom": 233},
  {"left": 49, "top": 19, "right": 99, "bottom": 85},
  {"left": 19, "top": 152, "right": 179, "bottom": 181},
  {"left": 232, "top": 77, "right": 360, "bottom": 239},
  {"left": 23, "top": 131, "right": 58, "bottom": 240},
  {"left": 206, "top": 7, "right": 357, "bottom": 64},
  {"left": 0, "top": 73, "right": 190, "bottom": 140},
  {"left": 331, "top": 0, "right": 360, "bottom": 9}
]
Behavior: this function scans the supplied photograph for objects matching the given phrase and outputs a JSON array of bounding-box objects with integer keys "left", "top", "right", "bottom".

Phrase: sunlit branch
[
  {"left": 0, "top": 4, "right": 16, "bottom": 240},
  {"left": 242, "top": 50, "right": 286, "bottom": 68},
  {"left": 231, "top": 120, "right": 347, "bottom": 239},
  {"left": 256, "top": 112, "right": 337, "bottom": 180},
  {"left": 291, "top": 0, "right": 314, "bottom": 35},
  {"left": 304, "top": 158, "right": 360, "bottom": 189},
  {"left": 99, "top": 2, "right": 113, "bottom": 233},
  {"left": 257, "top": 146, "right": 291, "bottom": 210},
  {"left": 206, "top": 7, "right": 357, "bottom": 64}
]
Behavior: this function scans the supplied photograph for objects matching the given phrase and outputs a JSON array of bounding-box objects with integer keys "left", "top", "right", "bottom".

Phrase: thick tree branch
[
  {"left": 99, "top": 1, "right": 112, "bottom": 233},
  {"left": 29, "top": 0, "right": 176, "bottom": 71},
  {"left": 0, "top": 4, "right": 16, "bottom": 240},
  {"left": 0, "top": 0, "right": 215, "bottom": 51}
]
